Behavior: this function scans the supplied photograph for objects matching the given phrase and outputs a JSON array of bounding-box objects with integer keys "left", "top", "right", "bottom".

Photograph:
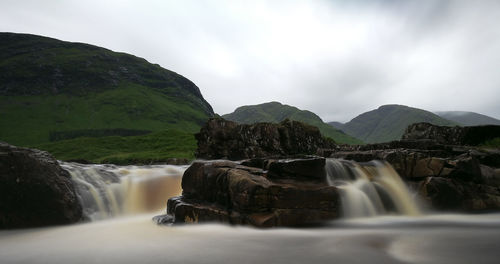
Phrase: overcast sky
[{"left": 1, "top": 0, "right": 499, "bottom": 122}]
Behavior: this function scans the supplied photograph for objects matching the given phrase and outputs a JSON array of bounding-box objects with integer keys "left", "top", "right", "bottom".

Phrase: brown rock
[
  {"left": 0, "top": 142, "right": 82, "bottom": 228},
  {"left": 418, "top": 177, "right": 500, "bottom": 211},
  {"left": 402, "top": 122, "right": 500, "bottom": 146},
  {"left": 165, "top": 160, "right": 340, "bottom": 227},
  {"left": 195, "top": 118, "right": 336, "bottom": 160}
]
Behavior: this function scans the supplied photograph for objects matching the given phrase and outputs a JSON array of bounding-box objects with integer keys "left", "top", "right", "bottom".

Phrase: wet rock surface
[
  {"left": 0, "top": 142, "right": 82, "bottom": 228},
  {"left": 164, "top": 158, "right": 339, "bottom": 227},
  {"left": 195, "top": 118, "right": 336, "bottom": 160}
]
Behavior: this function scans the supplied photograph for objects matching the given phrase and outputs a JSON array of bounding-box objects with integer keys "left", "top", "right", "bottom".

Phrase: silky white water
[
  {"left": 1, "top": 213, "right": 499, "bottom": 264},
  {"left": 60, "top": 162, "right": 186, "bottom": 220},
  {"left": 1, "top": 160, "right": 499, "bottom": 264},
  {"left": 325, "top": 159, "right": 421, "bottom": 218}
]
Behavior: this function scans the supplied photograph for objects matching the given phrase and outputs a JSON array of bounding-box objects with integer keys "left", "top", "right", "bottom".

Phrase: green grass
[
  {"left": 222, "top": 101, "right": 363, "bottom": 144},
  {"left": 0, "top": 83, "right": 208, "bottom": 146},
  {"left": 34, "top": 130, "right": 197, "bottom": 164},
  {"left": 480, "top": 138, "right": 500, "bottom": 149}
]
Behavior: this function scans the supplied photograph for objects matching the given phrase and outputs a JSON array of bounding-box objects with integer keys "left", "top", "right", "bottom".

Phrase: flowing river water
[{"left": 1, "top": 160, "right": 499, "bottom": 264}]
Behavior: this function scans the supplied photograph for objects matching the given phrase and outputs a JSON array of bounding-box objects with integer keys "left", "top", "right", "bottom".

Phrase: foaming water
[
  {"left": 61, "top": 162, "right": 187, "bottom": 220},
  {"left": 325, "top": 159, "right": 421, "bottom": 218}
]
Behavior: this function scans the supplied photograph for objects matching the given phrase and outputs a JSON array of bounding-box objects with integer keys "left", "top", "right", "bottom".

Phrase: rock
[
  {"left": 418, "top": 177, "right": 500, "bottom": 211},
  {"left": 188, "top": 119, "right": 500, "bottom": 217},
  {"left": 164, "top": 159, "right": 340, "bottom": 227},
  {"left": 402, "top": 122, "right": 500, "bottom": 145},
  {"left": 324, "top": 126, "right": 500, "bottom": 212},
  {"left": 152, "top": 214, "right": 174, "bottom": 225},
  {"left": 266, "top": 157, "right": 326, "bottom": 181},
  {"left": 195, "top": 118, "right": 336, "bottom": 160},
  {"left": 0, "top": 142, "right": 82, "bottom": 228}
]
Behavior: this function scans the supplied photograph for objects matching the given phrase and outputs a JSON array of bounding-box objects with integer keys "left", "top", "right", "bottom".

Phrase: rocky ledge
[
  {"left": 325, "top": 123, "right": 500, "bottom": 211},
  {"left": 159, "top": 157, "right": 340, "bottom": 227},
  {"left": 161, "top": 121, "right": 500, "bottom": 227},
  {"left": 195, "top": 118, "right": 336, "bottom": 160},
  {"left": 0, "top": 142, "right": 82, "bottom": 228}
]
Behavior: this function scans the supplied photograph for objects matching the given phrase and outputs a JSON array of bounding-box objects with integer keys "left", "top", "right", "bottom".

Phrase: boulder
[
  {"left": 0, "top": 142, "right": 82, "bottom": 228},
  {"left": 195, "top": 118, "right": 336, "bottom": 160},
  {"left": 418, "top": 177, "right": 500, "bottom": 211},
  {"left": 164, "top": 158, "right": 340, "bottom": 227}
]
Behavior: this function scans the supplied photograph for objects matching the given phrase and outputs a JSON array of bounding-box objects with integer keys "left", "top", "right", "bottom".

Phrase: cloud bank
[{"left": 1, "top": 0, "right": 499, "bottom": 122}]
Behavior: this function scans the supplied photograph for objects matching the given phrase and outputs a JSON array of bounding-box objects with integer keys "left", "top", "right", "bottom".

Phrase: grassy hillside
[
  {"left": 33, "top": 130, "right": 196, "bottom": 165},
  {"left": 0, "top": 33, "right": 214, "bottom": 161},
  {"left": 435, "top": 111, "right": 500, "bottom": 126},
  {"left": 222, "top": 101, "right": 363, "bottom": 144},
  {"left": 342, "top": 104, "right": 457, "bottom": 143},
  {"left": 0, "top": 84, "right": 208, "bottom": 145}
]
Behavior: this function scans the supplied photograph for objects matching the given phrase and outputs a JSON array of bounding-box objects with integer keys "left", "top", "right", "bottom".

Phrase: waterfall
[
  {"left": 325, "top": 159, "right": 421, "bottom": 218},
  {"left": 61, "top": 159, "right": 419, "bottom": 221},
  {"left": 60, "top": 162, "right": 186, "bottom": 220}
]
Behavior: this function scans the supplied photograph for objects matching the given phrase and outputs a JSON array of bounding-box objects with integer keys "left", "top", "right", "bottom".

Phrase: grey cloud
[{"left": 0, "top": 0, "right": 499, "bottom": 122}]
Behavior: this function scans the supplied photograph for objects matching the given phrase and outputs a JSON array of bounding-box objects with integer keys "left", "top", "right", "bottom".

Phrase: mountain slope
[
  {"left": 222, "top": 101, "right": 363, "bottom": 144},
  {"left": 0, "top": 32, "right": 214, "bottom": 147},
  {"left": 342, "top": 104, "right": 457, "bottom": 143},
  {"left": 327, "top": 121, "right": 344, "bottom": 130},
  {"left": 435, "top": 111, "right": 500, "bottom": 126}
]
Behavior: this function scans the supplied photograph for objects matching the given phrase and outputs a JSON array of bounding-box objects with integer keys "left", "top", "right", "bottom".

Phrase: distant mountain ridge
[
  {"left": 327, "top": 121, "right": 344, "bottom": 130},
  {"left": 337, "top": 104, "right": 457, "bottom": 143},
  {"left": 435, "top": 111, "right": 500, "bottom": 126},
  {"left": 222, "top": 101, "right": 363, "bottom": 144},
  {"left": 0, "top": 32, "right": 214, "bottom": 148}
]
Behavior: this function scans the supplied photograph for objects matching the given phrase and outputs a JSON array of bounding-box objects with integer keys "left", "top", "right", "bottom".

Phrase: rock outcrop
[
  {"left": 0, "top": 142, "right": 82, "bottom": 228},
  {"left": 324, "top": 122, "right": 500, "bottom": 212},
  {"left": 162, "top": 122, "right": 500, "bottom": 228},
  {"left": 195, "top": 118, "right": 336, "bottom": 160},
  {"left": 163, "top": 158, "right": 340, "bottom": 227},
  {"left": 402, "top": 122, "right": 500, "bottom": 145}
]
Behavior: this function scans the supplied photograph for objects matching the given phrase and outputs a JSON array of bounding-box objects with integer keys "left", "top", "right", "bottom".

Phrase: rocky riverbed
[{"left": 162, "top": 120, "right": 500, "bottom": 227}]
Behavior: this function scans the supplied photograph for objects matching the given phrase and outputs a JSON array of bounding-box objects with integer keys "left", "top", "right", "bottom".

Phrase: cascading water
[
  {"left": 325, "top": 159, "right": 421, "bottom": 218},
  {"left": 60, "top": 162, "right": 187, "bottom": 220},
  {"left": 62, "top": 158, "right": 419, "bottom": 221}
]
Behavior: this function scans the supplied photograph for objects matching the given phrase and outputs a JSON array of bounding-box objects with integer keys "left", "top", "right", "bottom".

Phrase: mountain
[
  {"left": 222, "top": 101, "right": 363, "bottom": 144},
  {"left": 341, "top": 104, "right": 457, "bottom": 143},
  {"left": 0, "top": 32, "right": 214, "bottom": 148},
  {"left": 435, "top": 111, "right": 500, "bottom": 126},
  {"left": 327, "top": 121, "right": 344, "bottom": 130}
]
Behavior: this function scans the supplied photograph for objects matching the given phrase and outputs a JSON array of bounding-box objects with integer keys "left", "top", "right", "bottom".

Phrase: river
[{"left": 1, "top": 162, "right": 499, "bottom": 264}]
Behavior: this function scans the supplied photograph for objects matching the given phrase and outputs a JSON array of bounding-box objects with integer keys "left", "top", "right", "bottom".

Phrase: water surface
[{"left": 1, "top": 213, "right": 499, "bottom": 264}]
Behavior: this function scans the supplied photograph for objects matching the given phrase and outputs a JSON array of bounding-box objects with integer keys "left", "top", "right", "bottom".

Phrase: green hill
[
  {"left": 222, "top": 101, "right": 363, "bottom": 144},
  {"left": 435, "top": 111, "right": 500, "bottom": 126},
  {"left": 341, "top": 104, "right": 457, "bottom": 143},
  {"left": 0, "top": 32, "right": 214, "bottom": 162}
]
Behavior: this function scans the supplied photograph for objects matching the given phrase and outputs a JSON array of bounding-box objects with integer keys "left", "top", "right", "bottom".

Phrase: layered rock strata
[
  {"left": 164, "top": 157, "right": 340, "bottom": 227},
  {"left": 402, "top": 122, "right": 500, "bottom": 145},
  {"left": 324, "top": 123, "right": 500, "bottom": 211},
  {"left": 195, "top": 118, "right": 336, "bottom": 160}
]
